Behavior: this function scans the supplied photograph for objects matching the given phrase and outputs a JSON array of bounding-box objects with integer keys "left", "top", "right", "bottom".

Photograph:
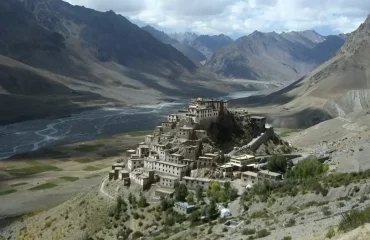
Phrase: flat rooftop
[
  {"left": 182, "top": 159, "right": 194, "bottom": 162},
  {"left": 231, "top": 154, "right": 255, "bottom": 160},
  {"left": 182, "top": 176, "right": 212, "bottom": 182},
  {"left": 175, "top": 202, "right": 196, "bottom": 209},
  {"left": 156, "top": 188, "right": 175, "bottom": 194},
  {"left": 242, "top": 171, "right": 258, "bottom": 177},
  {"left": 156, "top": 160, "right": 187, "bottom": 168},
  {"left": 251, "top": 116, "right": 266, "bottom": 120},
  {"left": 180, "top": 126, "right": 195, "bottom": 130},
  {"left": 259, "top": 170, "right": 282, "bottom": 177},
  {"left": 219, "top": 164, "right": 233, "bottom": 169}
]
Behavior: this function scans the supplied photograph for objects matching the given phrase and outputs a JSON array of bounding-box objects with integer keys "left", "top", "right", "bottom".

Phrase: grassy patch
[
  {"left": 338, "top": 206, "right": 370, "bottom": 232},
  {"left": 5, "top": 165, "right": 62, "bottom": 177},
  {"left": 28, "top": 183, "right": 58, "bottom": 191},
  {"left": 125, "top": 130, "right": 152, "bottom": 137},
  {"left": 0, "top": 189, "right": 17, "bottom": 196},
  {"left": 98, "top": 150, "right": 127, "bottom": 158},
  {"left": 85, "top": 174, "right": 101, "bottom": 179},
  {"left": 83, "top": 166, "right": 101, "bottom": 171},
  {"left": 59, "top": 176, "right": 79, "bottom": 182},
  {"left": 74, "top": 144, "right": 104, "bottom": 152},
  {"left": 74, "top": 158, "right": 97, "bottom": 164},
  {"left": 10, "top": 182, "right": 27, "bottom": 187},
  {"left": 279, "top": 129, "right": 301, "bottom": 138}
]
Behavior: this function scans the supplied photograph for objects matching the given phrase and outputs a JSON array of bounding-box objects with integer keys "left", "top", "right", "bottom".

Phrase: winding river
[{"left": 0, "top": 91, "right": 256, "bottom": 159}]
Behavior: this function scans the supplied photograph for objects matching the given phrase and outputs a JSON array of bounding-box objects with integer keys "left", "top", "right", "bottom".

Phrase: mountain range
[
  {"left": 231, "top": 15, "right": 370, "bottom": 128},
  {"left": 142, "top": 26, "right": 234, "bottom": 64},
  {"left": 0, "top": 0, "right": 240, "bottom": 124},
  {"left": 205, "top": 30, "right": 347, "bottom": 81},
  {"left": 0, "top": 0, "right": 364, "bottom": 127}
]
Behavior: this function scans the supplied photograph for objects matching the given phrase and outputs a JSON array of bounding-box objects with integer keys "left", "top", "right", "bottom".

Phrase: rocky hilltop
[{"left": 206, "top": 30, "right": 346, "bottom": 81}]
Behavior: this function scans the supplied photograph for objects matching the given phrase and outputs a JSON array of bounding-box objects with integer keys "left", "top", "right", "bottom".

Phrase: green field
[
  {"left": 74, "top": 144, "right": 105, "bottom": 152},
  {"left": 59, "top": 176, "right": 79, "bottom": 182},
  {"left": 125, "top": 130, "right": 152, "bottom": 137},
  {"left": 279, "top": 129, "right": 301, "bottom": 138},
  {"left": 74, "top": 158, "right": 97, "bottom": 163},
  {"left": 83, "top": 166, "right": 101, "bottom": 171},
  {"left": 85, "top": 174, "right": 101, "bottom": 179},
  {"left": 10, "top": 182, "right": 27, "bottom": 187},
  {"left": 0, "top": 189, "right": 17, "bottom": 196},
  {"left": 4, "top": 165, "right": 62, "bottom": 177},
  {"left": 28, "top": 183, "right": 58, "bottom": 191}
]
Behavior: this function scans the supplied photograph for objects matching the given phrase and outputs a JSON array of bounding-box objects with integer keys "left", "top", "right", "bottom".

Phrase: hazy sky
[{"left": 66, "top": 0, "right": 369, "bottom": 38}]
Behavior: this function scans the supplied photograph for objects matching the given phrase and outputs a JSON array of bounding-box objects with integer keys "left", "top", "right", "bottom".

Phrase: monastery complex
[{"left": 108, "top": 98, "right": 284, "bottom": 197}]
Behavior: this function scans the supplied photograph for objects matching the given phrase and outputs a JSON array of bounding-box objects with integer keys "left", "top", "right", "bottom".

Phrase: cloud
[{"left": 66, "top": 0, "right": 369, "bottom": 35}]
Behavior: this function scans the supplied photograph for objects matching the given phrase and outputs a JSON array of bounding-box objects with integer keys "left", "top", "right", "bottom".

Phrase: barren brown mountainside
[
  {"left": 206, "top": 30, "right": 346, "bottom": 81},
  {"left": 0, "top": 0, "right": 241, "bottom": 124},
  {"left": 231, "top": 15, "right": 370, "bottom": 128}
]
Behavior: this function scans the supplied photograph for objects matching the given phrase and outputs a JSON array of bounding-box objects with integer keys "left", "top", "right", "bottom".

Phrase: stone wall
[{"left": 247, "top": 126, "right": 275, "bottom": 151}]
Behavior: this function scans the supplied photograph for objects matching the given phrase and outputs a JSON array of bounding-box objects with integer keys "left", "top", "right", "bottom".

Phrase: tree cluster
[{"left": 207, "top": 181, "right": 238, "bottom": 203}]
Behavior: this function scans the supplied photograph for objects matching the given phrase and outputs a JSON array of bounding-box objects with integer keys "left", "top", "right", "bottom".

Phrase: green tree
[
  {"left": 137, "top": 194, "right": 148, "bottom": 208},
  {"left": 223, "top": 181, "right": 231, "bottom": 191},
  {"left": 160, "top": 197, "right": 172, "bottom": 211},
  {"left": 195, "top": 186, "right": 203, "bottom": 202},
  {"left": 206, "top": 198, "right": 219, "bottom": 220},
  {"left": 229, "top": 187, "right": 239, "bottom": 201},
  {"left": 174, "top": 183, "right": 188, "bottom": 202},
  {"left": 267, "top": 154, "right": 287, "bottom": 173},
  {"left": 189, "top": 210, "right": 201, "bottom": 223},
  {"left": 293, "top": 156, "right": 327, "bottom": 180},
  {"left": 128, "top": 193, "right": 137, "bottom": 205},
  {"left": 187, "top": 191, "right": 195, "bottom": 205}
]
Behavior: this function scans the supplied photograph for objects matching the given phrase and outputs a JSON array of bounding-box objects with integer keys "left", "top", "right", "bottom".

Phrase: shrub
[
  {"left": 337, "top": 202, "right": 345, "bottom": 208},
  {"left": 132, "top": 231, "right": 143, "bottom": 240},
  {"left": 255, "top": 229, "right": 270, "bottom": 238},
  {"left": 281, "top": 237, "right": 292, "bottom": 240},
  {"left": 207, "top": 227, "right": 213, "bottom": 234},
  {"left": 338, "top": 206, "right": 370, "bottom": 232},
  {"left": 218, "top": 218, "right": 228, "bottom": 224},
  {"left": 138, "top": 221, "right": 143, "bottom": 227},
  {"left": 132, "top": 212, "right": 139, "bottom": 219},
  {"left": 165, "top": 217, "right": 175, "bottom": 226},
  {"left": 285, "top": 218, "right": 296, "bottom": 227},
  {"left": 322, "top": 206, "right": 332, "bottom": 216},
  {"left": 222, "top": 227, "right": 228, "bottom": 232},
  {"left": 250, "top": 209, "right": 269, "bottom": 219},
  {"left": 321, "top": 188, "right": 329, "bottom": 197},
  {"left": 242, "top": 228, "right": 256, "bottom": 235},
  {"left": 326, "top": 227, "right": 335, "bottom": 239},
  {"left": 359, "top": 195, "right": 368, "bottom": 203}
]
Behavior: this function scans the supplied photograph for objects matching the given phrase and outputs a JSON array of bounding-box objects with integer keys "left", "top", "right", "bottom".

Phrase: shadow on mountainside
[
  {"left": 229, "top": 75, "right": 306, "bottom": 107},
  {"left": 124, "top": 69, "right": 226, "bottom": 98},
  {"left": 265, "top": 107, "right": 333, "bottom": 129}
]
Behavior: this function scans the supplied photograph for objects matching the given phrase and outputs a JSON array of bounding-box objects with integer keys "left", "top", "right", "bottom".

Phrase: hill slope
[{"left": 206, "top": 30, "right": 346, "bottom": 81}]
